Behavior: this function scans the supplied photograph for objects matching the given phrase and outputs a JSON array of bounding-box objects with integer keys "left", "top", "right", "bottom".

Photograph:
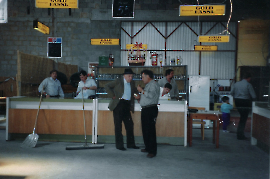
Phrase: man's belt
[{"left": 141, "top": 104, "right": 157, "bottom": 109}]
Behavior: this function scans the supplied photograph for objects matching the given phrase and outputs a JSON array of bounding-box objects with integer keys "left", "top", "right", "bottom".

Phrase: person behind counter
[
  {"left": 137, "top": 69, "right": 160, "bottom": 158},
  {"left": 38, "top": 70, "right": 64, "bottom": 98},
  {"left": 158, "top": 69, "right": 179, "bottom": 100},
  {"left": 104, "top": 68, "right": 140, "bottom": 151},
  {"left": 230, "top": 72, "right": 256, "bottom": 140},
  {"left": 159, "top": 83, "right": 172, "bottom": 100},
  {"left": 75, "top": 70, "right": 97, "bottom": 99}
]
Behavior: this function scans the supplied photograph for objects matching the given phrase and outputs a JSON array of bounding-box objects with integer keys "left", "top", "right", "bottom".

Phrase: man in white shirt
[
  {"left": 158, "top": 69, "right": 179, "bottom": 100},
  {"left": 75, "top": 70, "right": 97, "bottom": 99},
  {"left": 38, "top": 70, "right": 64, "bottom": 98},
  {"left": 159, "top": 83, "right": 172, "bottom": 100}
]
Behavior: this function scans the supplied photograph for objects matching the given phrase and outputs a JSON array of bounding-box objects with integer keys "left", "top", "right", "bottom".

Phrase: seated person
[
  {"left": 38, "top": 70, "right": 64, "bottom": 98},
  {"left": 159, "top": 83, "right": 172, "bottom": 100},
  {"left": 75, "top": 70, "right": 97, "bottom": 99}
]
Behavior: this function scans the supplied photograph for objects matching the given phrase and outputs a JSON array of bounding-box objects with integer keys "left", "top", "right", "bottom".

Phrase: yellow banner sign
[
  {"left": 126, "top": 44, "right": 148, "bottom": 50},
  {"left": 179, "top": 5, "right": 225, "bottom": 16},
  {"left": 91, "top": 39, "right": 119, "bottom": 45},
  {"left": 33, "top": 20, "right": 50, "bottom": 34},
  {"left": 36, "top": 0, "right": 78, "bottom": 8},
  {"left": 194, "top": 45, "right": 218, "bottom": 51},
  {"left": 198, "top": 35, "right": 230, "bottom": 42}
]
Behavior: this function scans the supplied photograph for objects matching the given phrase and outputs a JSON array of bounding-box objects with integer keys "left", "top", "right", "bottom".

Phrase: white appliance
[
  {"left": 189, "top": 75, "right": 212, "bottom": 128},
  {"left": 219, "top": 93, "right": 233, "bottom": 105}
]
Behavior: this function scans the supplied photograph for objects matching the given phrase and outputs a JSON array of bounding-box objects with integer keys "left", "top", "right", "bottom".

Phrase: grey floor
[{"left": 0, "top": 122, "right": 269, "bottom": 179}]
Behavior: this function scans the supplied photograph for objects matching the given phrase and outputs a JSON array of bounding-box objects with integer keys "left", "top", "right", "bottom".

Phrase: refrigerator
[{"left": 189, "top": 75, "right": 212, "bottom": 128}]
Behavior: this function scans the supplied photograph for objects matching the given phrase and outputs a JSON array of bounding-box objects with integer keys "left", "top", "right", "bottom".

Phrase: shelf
[
  {"left": 95, "top": 65, "right": 189, "bottom": 101},
  {"left": 96, "top": 78, "right": 186, "bottom": 81}
]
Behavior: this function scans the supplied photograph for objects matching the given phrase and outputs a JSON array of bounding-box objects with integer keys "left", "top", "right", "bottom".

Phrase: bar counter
[
  {"left": 251, "top": 102, "right": 270, "bottom": 149},
  {"left": 6, "top": 97, "right": 187, "bottom": 146}
]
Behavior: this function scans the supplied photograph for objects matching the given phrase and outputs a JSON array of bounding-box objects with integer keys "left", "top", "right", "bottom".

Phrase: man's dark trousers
[
  {"left": 141, "top": 106, "right": 158, "bottom": 155},
  {"left": 113, "top": 99, "right": 135, "bottom": 149},
  {"left": 235, "top": 98, "right": 252, "bottom": 138}
]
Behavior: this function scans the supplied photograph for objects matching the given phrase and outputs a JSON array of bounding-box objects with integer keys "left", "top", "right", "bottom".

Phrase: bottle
[{"left": 168, "top": 93, "right": 171, "bottom": 101}]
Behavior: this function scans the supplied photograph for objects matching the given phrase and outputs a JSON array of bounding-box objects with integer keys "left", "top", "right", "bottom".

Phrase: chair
[{"left": 188, "top": 107, "right": 206, "bottom": 140}]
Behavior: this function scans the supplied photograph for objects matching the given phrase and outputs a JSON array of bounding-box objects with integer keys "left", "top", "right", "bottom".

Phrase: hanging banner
[
  {"left": 36, "top": 0, "right": 78, "bottom": 8},
  {"left": 0, "top": 0, "right": 8, "bottom": 23},
  {"left": 91, "top": 39, "right": 119, "bottom": 45},
  {"left": 198, "top": 35, "right": 230, "bottom": 42},
  {"left": 33, "top": 20, "right": 50, "bottom": 34},
  {"left": 126, "top": 43, "right": 148, "bottom": 49},
  {"left": 194, "top": 45, "right": 218, "bottom": 51},
  {"left": 179, "top": 5, "right": 225, "bottom": 16}
]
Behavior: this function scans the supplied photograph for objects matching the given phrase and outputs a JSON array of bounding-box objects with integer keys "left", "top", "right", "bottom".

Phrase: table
[{"left": 188, "top": 111, "right": 221, "bottom": 148}]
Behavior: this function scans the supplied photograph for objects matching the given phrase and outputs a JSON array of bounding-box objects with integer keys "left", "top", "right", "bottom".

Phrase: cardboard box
[
  {"left": 99, "top": 56, "right": 109, "bottom": 66},
  {"left": 214, "top": 103, "right": 222, "bottom": 112}
]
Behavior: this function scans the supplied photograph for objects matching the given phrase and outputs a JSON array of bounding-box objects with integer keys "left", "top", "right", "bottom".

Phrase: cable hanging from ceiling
[{"left": 220, "top": 0, "right": 233, "bottom": 35}]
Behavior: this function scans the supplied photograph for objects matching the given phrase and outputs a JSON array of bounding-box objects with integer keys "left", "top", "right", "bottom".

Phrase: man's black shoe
[
  {"left": 147, "top": 153, "right": 156, "bottom": 158},
  {"left": 141, "top": 149, "right": 148, "bottom": 153},
  {"left": 117, "top": 147, "right": 126, "bottom": 151}
]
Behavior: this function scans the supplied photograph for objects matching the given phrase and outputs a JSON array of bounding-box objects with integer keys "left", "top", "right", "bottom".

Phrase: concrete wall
[
  {"left": 0, "top": 0, "right": 269, "bottom": 78},
  {"left": 0, "top": 0, "right": 191, "bottom": 77}
]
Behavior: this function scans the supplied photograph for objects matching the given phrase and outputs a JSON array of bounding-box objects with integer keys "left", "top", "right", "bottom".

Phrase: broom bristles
[{"left": 21, "top": 134, "right": 39, "bottom": 148}]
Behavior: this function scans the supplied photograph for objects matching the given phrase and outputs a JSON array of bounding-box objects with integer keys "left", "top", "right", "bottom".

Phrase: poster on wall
[
  {"left": 0, "top": 0, "right": 8, "bottom": 23},
  {"left": 47, "top": 37, "right": 62, "bottom": 58}
]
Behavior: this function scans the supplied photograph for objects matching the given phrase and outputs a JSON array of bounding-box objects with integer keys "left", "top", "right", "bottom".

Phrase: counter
[
  {"left": 251, "top": 102, "right": 270, "bottom": 149},
  {"left": 6, "top": 97, "right": 187, "bottom": 146},
  {"left": 97, "top": 99, "right": 187, "bottom": 145},
  {"left": 6, "top": 97, "right": 95, "bottom": 142}
]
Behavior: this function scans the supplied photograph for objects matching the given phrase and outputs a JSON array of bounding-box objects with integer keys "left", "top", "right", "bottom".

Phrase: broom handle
[
  {"left": 82, "top": 90, "right": 87, "bottom": 145},
  {"left": 33, "top": 88, "right": 43, "bottom": 134}
]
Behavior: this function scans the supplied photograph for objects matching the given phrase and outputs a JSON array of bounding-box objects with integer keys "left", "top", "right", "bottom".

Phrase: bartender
[
  {"left": 38, "top": 70, "right": 64, "bottom": 98},
  {"left": 159, "top": 83, "right": 172, "bottom": 100},
  {"left": 75, "top": 70, "right": 97, "bottom": 99},
  {"left": 158, "top": 69, "right": 179, "bottom": 100}
]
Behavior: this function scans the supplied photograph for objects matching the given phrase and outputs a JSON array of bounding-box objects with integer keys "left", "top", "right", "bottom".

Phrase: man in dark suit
[{"left": 105, "top": 68, "right": 140, "bottom": 151}]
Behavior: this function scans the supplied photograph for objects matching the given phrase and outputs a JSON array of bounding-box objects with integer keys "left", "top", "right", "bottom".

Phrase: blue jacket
[{"left": 221, "top": 103, "right": 233, "bottom": 113}]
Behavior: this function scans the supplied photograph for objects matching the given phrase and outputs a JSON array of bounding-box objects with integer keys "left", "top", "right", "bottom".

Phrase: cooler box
[{"left": 99, "top": 56, "right": 109, "bottom": 66}]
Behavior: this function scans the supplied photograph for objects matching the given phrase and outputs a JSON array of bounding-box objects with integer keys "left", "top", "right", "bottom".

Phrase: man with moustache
[
  {"left": 38, "top": 70, "right": 64, "bottom": 98},
  {"left": 137, "top": 69, "right": 160, "bottom": 158}
]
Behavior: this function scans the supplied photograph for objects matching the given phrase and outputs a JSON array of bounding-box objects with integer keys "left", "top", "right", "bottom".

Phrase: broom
[
  {"left": 21, "top": 88, "right": 43, "bottom": 148},
  {"left": 66, "top": 89, "right": 104, "bottom": 150}
]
